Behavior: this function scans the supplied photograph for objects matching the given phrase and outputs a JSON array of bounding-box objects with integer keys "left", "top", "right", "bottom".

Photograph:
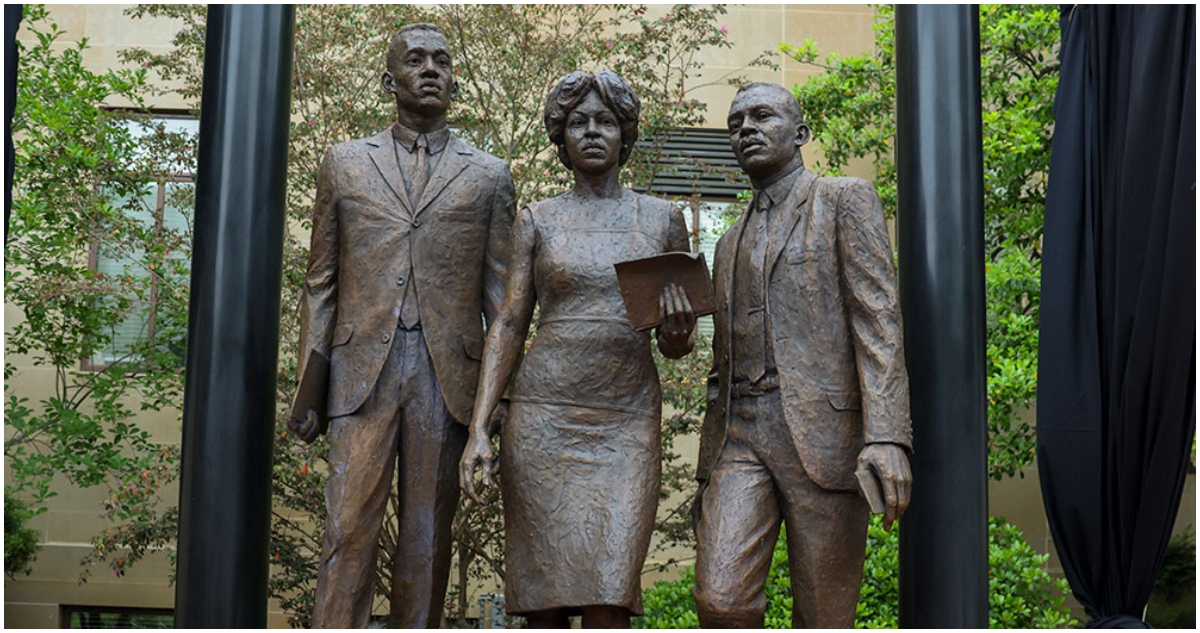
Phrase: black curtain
[
  {"left": 5, "top": 4, "right": 21, "bottom": 243},
  {"left": 1038, "top": 4, "right": 1195, "bottom": 628}
]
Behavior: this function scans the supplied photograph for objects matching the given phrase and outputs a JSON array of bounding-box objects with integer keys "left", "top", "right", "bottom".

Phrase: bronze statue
[
  {"left": 459, "top": 70, "right": 696, "bottom": 629},
  {"left": 289, "top": 23, "right": 515, "bottom": 628},
  {"left": 691, "top": 82, "right": 913, "bottom": 628}
]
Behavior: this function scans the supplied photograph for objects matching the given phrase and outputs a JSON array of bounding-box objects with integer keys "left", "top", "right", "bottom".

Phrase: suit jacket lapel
[
  {"left": 719, "top": 208, "right": 750, "bottom": 319},
  {"left": 413, "top": 136, "right": 472, "bottom": 218},
  {"left": 367, "top": 125, "right": 414, "bottom": 217},
  {"left": 767, "top": 168, "right": 818, "bottom": 278}
]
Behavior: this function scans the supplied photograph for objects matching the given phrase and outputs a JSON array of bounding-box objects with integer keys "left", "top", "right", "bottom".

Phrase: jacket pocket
[
  {"left": 463, "top": 335, "right": 484, "bottom": 361},
  {"left": 786, "top": 251, "right": 823, "bottom": 265},
  {"left": 331, "top": 323, "right": 354, "bottom": 347},
  {"left": 441, "top": 210, "right": 478, "bottom": 223}
]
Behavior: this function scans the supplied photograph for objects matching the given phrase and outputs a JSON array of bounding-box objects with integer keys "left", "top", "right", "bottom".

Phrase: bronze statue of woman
[{"left": 459, "top": 70, "right": 696, "bottom": 628}]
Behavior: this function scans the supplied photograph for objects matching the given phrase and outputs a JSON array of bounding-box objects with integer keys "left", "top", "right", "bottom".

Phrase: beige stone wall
[
  {"left": 643, "top": 3, "right": 878, "bottom": 179},
  {"left": 662, "top": 4, "right": 876, "bottom": 125},
  {"left": 12, "top": 4, "right": 192, "bottom": 110}
]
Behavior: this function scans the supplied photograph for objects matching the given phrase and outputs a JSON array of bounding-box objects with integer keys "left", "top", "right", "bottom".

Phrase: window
[
  {"left": 681, "top": 200, "right": 736, "bottom": 338},
  {"left": 85, "top": 116, "right": 197, "bottom": 369},
  {"left": 61, "top": 605, "right": 173, "bottom": 629},
  {"left": 638, "top": 127, "right": 750, "bottom": 338}
]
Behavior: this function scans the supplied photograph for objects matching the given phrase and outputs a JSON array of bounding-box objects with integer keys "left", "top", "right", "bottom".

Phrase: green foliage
[
  {"left": 648, "top": 335, "right": 711, "bottom": 566},
  {"left": 855, "top": 517, "right": 900, "bottom": 627},
  {"left": 1147, "top": 527, "right": 1197, "bottom": 628},
  {"left": 4, "top": 489, "right": 42, "bottom": 579},
  {"left": 784, "top": 5, "right": 1059, "bottom": 479},
  {"left": 985, "top": 249, "right": 1041, "bottom": 476},
  {"left": 637, "top": 564, "right": 700, "bottom": 629},
  {"left": 1153, "top": 528, "right": 1196, "bottom": 601},
  {"left": 634, "top": 516, "right": 1077, "bottom": 629},
  {"left": 987, "top": 518, "right": 1076, "bottom": 628},
  {"left": 5, "top": 4, "right": 189, "bottom": 583}
]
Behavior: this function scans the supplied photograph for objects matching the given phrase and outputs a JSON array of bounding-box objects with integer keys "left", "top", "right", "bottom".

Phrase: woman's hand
[
  {"left": 459, "top": 426, "right": 499, "bottom": 505},
  {"left": 656, "top": 282, "right": 696, "bottom": 358}
]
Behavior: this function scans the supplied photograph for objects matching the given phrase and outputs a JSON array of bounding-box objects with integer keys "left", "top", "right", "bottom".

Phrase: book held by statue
[{"left": 614, "top": 251, "right": 717, "bottom": 331}]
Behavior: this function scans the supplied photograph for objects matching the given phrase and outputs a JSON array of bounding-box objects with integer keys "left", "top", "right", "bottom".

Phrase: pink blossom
[
  {"left": 306, "top": 118, "right": 316, "bottom": 126},
  {"left": 720, "top": 25, "right": 729, "bottom": 35}
]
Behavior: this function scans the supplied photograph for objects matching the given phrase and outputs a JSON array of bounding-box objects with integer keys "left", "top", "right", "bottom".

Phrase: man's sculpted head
[
  {"left": 383, "top": 24, "right": 457, "bottom": 130},
  {"left": 727, "top": 82, "right": 810, "bottom": 188}
]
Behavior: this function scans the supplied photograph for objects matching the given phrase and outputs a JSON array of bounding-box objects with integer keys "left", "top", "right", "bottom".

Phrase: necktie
[
  {"left": 399, "top": 135, "right": 427, "bottom": 329},
  {"left": 747, "top": 194, "right": 770, "bottom": 382},
  {"left": 408, "top": 134, "right": 429, "bottom": 210}
]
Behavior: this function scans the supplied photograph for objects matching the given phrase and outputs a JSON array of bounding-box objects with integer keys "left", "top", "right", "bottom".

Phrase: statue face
[
  {"left": 564, "top": 90, "right": 622, "bottom": 175},
  {"left": 726, "top": 85, "right": 807, "bottom": 181},
  {"left": 386, "top": 29, "right": 453, "bottom": 116}
]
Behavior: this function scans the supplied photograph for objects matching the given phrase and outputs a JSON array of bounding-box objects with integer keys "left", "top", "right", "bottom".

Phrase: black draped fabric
[
  {"left": 5, "top": 5, "right": 21, "bottom": 243},
  {"left": 1038, "top": 5, "right": 1196, "bottom": 628}
]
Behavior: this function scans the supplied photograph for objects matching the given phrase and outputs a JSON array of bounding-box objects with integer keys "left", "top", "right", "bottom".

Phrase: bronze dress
[{"left": 501, "top": 189, "right": 688, "bottom": 615}]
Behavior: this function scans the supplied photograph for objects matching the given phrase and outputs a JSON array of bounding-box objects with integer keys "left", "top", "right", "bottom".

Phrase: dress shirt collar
[
  {"left": 754, "top": 165, "right": 804, "bottom": 213},
  {"left": 392, "top": 122, "right": 451, "bottom": 155}
]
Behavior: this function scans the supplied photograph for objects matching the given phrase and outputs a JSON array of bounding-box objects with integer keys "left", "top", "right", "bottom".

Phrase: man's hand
[
  {"left": 459, "top": 432, "right": 499, "bottom": 505},
  {"left": 287, "top": 409, "right": 323, "bottom": 444},
  {"left": 856, "top": 443, "right": 912, "bottom": 531}
]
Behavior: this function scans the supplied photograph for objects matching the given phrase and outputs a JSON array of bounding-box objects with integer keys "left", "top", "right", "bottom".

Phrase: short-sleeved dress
[{"left": 501, "top": 189, "right": 689, "bottom": 616}]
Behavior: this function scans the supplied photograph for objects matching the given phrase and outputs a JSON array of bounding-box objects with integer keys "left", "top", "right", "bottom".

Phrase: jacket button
[
  {"left": 382, "top": 333, "right": 391, "bottom": 343},
  {"left": 396, "top": 278, "right": 405, "bottom": 286}
]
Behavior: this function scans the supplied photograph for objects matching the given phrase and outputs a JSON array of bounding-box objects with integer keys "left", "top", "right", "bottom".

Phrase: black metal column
[
  {"left": 175, "top": 5, "right": 294, "bottom": 628},
  {"left": 894, "top": 5, "right": 988, "bottom": 628}
]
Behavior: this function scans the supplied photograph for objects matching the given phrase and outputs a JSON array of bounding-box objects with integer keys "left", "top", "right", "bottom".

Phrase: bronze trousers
[
  {"left": 313, "top": 327, "right": 466, "bottom": 628},
  {"left": 693, "top": 388, "right": 868, "bottom": 628}
]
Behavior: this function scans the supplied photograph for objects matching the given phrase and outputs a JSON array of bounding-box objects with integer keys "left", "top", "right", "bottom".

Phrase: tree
[
  {"left": 781, "top": 4, "right": 1059, "bottom": 479},
  {"left": 4, "top": 4, "right": 193, "bottom": 581},
  {"left": 6, "top": 4, "right": 773, "bottom": 626}
]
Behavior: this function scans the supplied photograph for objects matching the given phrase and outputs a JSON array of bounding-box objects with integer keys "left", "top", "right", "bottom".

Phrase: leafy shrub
[
  {"left": 634, "top": 516, "right": 1077, "bottom": 628},
  {"left": 4, "top": 489, "right": 42, "bottom": 579},
  {"left": 987, "top": 519, "right": 1076, "bottom": 629},
  {"left": 1153, "top": 527, "right": 1195, "bottom": 600},
  {"left": 1146, "top": 528, "right": 1196, "bottom": 629},
  {"left": 637, "top": 564, "right": 700, "bottom": 629}
]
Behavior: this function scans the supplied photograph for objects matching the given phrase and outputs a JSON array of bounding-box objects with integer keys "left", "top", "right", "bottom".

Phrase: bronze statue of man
[
  {"left": 692, "top": 82, "right": 912, "bottom": 628},
  {"left": 289, "top": 23, "right": 515, "bottom": 628}
]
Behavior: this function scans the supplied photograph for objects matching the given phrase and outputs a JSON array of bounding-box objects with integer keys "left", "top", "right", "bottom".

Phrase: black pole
[
  {"left": 894, "top": 5, "right": 988, "bottom": 628},
  {"left": 175, "top": 5, "right": 294, "bottom": 628}
]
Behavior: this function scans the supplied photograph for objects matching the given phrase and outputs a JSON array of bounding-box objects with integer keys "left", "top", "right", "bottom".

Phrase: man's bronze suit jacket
[
  {"left": 296, "top": 125, "right": 515, "bottom": 425},
  {"left": 698, "top": 169, "right": 912, "bottom": 491}
]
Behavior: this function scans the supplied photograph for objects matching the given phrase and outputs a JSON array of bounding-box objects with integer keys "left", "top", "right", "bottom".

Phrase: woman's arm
[{"left": 461, "top": 206, "right": 538, "bottom": 503}]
